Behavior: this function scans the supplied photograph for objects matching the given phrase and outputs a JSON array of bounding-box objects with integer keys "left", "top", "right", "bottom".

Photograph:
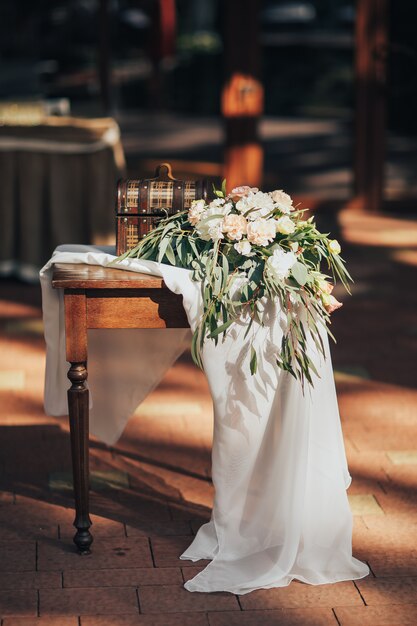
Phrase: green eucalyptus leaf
[
  {"left": 250, "top": 346, "right": 258, "bottom": 375},
  {"left": 291, "top": 261, "right": 309, "bottom": 286}
]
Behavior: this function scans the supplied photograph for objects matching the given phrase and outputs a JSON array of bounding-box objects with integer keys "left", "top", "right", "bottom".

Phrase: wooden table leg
[
  {"left": 67, "top": 361, "right": 93, "bottom": 553},
  {"left": 65, "top": 290, "right": 93, "bottom": 554}
]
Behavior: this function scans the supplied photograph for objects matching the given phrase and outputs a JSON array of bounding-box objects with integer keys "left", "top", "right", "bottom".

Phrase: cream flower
[
  {"left": 275, "top": 215, "right": 296, "bottom": 235},
  {"left": 236, "top": 191, "right": 274, "bottom": 221},
  {"left": 195, "top": 204, "right": 230, "bottom": 241},
  {"left": 328, "top": 239, "right": 341, "bottom": 255},
  {"left": 188, "top": 199, "right": 206, "bottom": 226},
  {"left": 266, "top": 248, "right": 297, "bottom": 281},
  {"left": 322, "top": 293, "right": 343, "bottom": 313},
  {"left": 196, "top": 218, "right": 224, "bottom": 241},
  {"left": 269, "top": 189, "right": 293, "bottom": 213},
  {"left": 209, "top": 198, "right": 226, "bottom": 208},
  {"left": 246, "top": 218, "right": 276, "bottom": 246},
  {"left": 222, "top": 214, "right": 248, "bottom": 241},
  {"left": 317, "top": 278, "right": 334, "bottom": 294},
  {"left": 234, "top": 239, "right": 252, "bottom": 256}
]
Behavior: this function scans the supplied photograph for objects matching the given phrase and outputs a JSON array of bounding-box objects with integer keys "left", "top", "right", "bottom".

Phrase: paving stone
[
  {"left": 64, "top": 567, "right": 182, "bottom": 587},
  {"left": 387, "top": 450, "right": 417, "bottom": 465},
  {"left": 40, "top": 588, "right": 139, "bottom": 615},
  {"left": 182, "top": 566, "right": 206, "bottom": 582},
  {"left": 0, "top": 590, "right": 37, "bottom": 616},
  {"left": 0, "top": 541, "right": 36, "bottom": 571},
  {"left": 0, "top": 502, "right": 75, "bottom": 525},
  {"left": 169, "top": 505, "right": 210, "bottom": 522},
  {"left": 38, "top": 538, "right": 152, "bottom": 571},
  {"left": 208, "top": 608, "right": 338, "bottom": 625},
  {"left": 353, "top": 514, "right": 417, "bottom": 563},
  {"left": 368, "top": 549, "right": 417, "bottom": 578},
  {"left": 126, "top": 521, "right": 192, "bottom": 537},
  {"left": 239, "top": 581, "right": 363, "bottom": 609},
  {"left": 0, "top": 522, "right": 58, "bottom": 541},
  {"left": 2, "top": 615, "right": 78, "bottom": 626},
  {"left": 357, "top": 576, "right": 417, "bottom": 603},
  {"left": 49, "top": 470, "right": 130, "bottom": 492},
  {"left": 376, "top": 492, "right": 417, "bottom": 516},
  {"left": 384, "top": 464, "right": 417, "bottom": 493},
  {"left": 345, "top": 476, "right": 386, "bottom": 496},
  {"left": 348, "top": 494, "right": 384, "bottom": 516},
  {"left": 112, "top": 495, "right": 172, "bottom": 522},
  {"left": 138, "top": 585, "right": 239, "bottom": 613},
  {"left": 150, "top": 536, "right": 209, "bottom": 568},
  {"left": 0, "top": 370, "right": 25, "bottom": 390},
  {"left": 134, "top": 401, "right": 203, "bottom": 417},
  {"left": 81, "top": 613, "right": 209, "bottom": 625},
  {"left": 334, "top": 604, "right": 417, "bottom": 626},
  {"left": 0, "top": 572, "right": 61, "bottom": 589}
]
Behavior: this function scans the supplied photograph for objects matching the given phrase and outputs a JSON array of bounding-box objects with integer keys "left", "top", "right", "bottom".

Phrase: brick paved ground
[{"left": 0, "top": 209, "right": 416, "bottom": 625}]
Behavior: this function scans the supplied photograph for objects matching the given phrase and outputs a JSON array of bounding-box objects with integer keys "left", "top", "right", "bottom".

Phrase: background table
[
  {"left": 52, "top": 262, "right": 189, "bottom": 553},
  {"left": 0, "top": 117, "right": 125, "bottom": 280}
]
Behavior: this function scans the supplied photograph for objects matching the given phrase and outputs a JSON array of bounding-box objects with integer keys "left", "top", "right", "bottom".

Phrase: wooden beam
[
  {"left": 354, "top": 0, "right": 389, "bottom": 212},
  {"left": 222, "top": 0, "right": 263, "bottom": 191},
  {"left": 97, "top": 0, "right": 112, "bottom": 113}
]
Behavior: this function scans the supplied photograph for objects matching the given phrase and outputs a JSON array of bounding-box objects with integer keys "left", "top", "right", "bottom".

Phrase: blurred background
[{"left": 1, "top": 0, "right": 417, "bottom": 276}]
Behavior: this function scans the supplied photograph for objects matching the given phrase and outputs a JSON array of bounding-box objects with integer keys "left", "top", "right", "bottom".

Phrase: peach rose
[
  {"left": 269, "top": 189, "right": 293, "bottom": 213},
  {"left": 222, "top": 213, "right": 248, "bottom": 241},
  {"left": 230, "top": 186, "right": 259, "bottom": 201},
  {"left": 247, "top": 218, "right": 276, "bottom": 246}
]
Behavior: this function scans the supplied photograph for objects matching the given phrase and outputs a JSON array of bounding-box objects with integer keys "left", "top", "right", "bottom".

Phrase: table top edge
[{"left": 51, "top": 263, "right": 167, "bottom": 290}]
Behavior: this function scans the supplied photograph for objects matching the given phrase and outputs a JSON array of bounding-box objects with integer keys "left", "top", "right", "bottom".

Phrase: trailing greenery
[{"left": 114, "top": 183, "right": 352, "bottom": 386}]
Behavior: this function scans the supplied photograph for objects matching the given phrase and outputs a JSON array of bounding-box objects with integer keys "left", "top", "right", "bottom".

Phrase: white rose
[
  {"left": 188, "top": 199, "right": 206, "bottom": 226},
  {"left": 246, "top": 218, "right": 276, "bottom": 246},
  {"left": 236, "top": 191, "right": 274, "bottom": 220},
  {"left": 266, "top": 248, "right": 297, "bottom": 281},
  {"left": 196, "top": 217, "right": 224, "bottom": 241},
  {"left": 275, "top": 215, "right": 296, "bottom": 235},
  {"left": 222, "top": 213, "right": 248, "bottom": 241},
  {"left": 234, "top": 239, "right": 252, "bottom": 256},
  {"left": 269, "top": 189, "right": 293, "bottom": 213},
  {"left": 328, "top": 239, "right": 341, "bottom": 255},
  {"left": 209, "top": 198, "right": 226, "bottom": 208},
  {"left": 207, "top": 222, "right": 224, "bottom": 241},
  {"left": 195, "top": 203, "right": 231, "bottom": 240}
]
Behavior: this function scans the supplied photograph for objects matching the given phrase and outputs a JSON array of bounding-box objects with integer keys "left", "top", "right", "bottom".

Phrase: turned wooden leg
[
  {"left": 67, "top": 361, "right": 93, "bottom": 554},
  {"left": 64, "top": 289, "right": 93, "bottom": 554}
]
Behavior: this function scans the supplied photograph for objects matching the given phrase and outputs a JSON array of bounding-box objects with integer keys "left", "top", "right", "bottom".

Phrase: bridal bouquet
[{"left": 117, "top": 183, "right": 351, "bottom": 385}]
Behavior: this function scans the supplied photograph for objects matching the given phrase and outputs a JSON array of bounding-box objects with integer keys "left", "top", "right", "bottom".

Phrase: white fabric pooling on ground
[{"left": 41, "top": 244, "right": 369, "bottom": 594}]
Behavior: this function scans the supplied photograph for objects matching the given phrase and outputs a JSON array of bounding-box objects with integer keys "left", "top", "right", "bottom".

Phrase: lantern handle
[{"left": 155, "top": 162, "right": 176, "bottom": 181}]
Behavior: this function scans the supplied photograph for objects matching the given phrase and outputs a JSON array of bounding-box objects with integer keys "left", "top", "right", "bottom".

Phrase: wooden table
[{"left": 51, "top": 263, "right": 189, "bottom": 554}]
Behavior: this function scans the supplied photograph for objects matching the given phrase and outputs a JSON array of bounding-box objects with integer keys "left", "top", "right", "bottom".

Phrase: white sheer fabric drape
[{"left": 41, "top": 245, "right": 369, "bottom": 594}]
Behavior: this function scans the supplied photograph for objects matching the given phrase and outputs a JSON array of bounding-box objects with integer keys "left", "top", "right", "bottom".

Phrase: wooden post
[
  {"left": 222, "top": 0, "right": 263, "bottom": 191},
  {"left": 148, "top": 0, "right": 177, "bottom": 109},
  {"left": 354, "top": 0, "right": 389, "bottom": 212},
  {"left": 97, "top": 0, "right": 112, "bottom": 113}
]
